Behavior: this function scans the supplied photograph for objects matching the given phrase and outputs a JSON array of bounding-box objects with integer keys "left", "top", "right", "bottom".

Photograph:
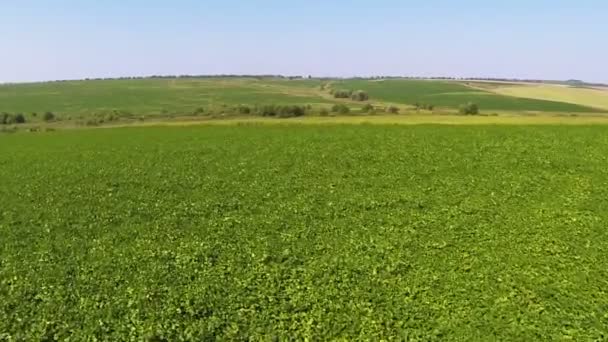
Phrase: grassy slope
[
  {"left": 335, "top": 79, "right": 601, "bottom": 112},
  {"left": 2, "top": 125, "right": 608, "bottom": 340},
  {"left": 487, "top": 84, "right": 608, "bottom": 111},
  {"left": 0, "top": 78, "right": 331, "bottom": 118},
  {"left": 0, "top": 78, "right": 604, "bottom": 122}
]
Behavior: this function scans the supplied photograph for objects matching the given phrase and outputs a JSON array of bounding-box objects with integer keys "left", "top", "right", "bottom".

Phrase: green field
[
  {"left": 2, "top": 125, "right": 608, "bottom": 340},
  {"left": 0, "top": 78, "right": 330, "bottom": 119},
  {"left": 334, "top": 79, "right": 601, "bottom": 112},
  {"left": 0, "top": 78, "right": 603, "bottom": 124}
]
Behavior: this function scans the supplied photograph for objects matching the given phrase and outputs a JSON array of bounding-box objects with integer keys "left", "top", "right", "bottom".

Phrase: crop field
[
  {"left": 0, "top": 78, "right": 330, "bottom": 119},
  {"left": 0, "top": 78, "right": 605, "bottom": 125},
  {"left": 334, "top": 79, "right": 602, "bottom": 113},
  {"left": 2, "top": 124, "right": 608, "bottom": 340},
  {"left": 487, "top": 83, "right": 608, "bottom": 111}
]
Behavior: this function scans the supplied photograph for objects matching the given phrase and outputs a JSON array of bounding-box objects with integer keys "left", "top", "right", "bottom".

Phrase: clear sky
[{"left": 1, "top": 0, "right": 607, "bottom": 83}]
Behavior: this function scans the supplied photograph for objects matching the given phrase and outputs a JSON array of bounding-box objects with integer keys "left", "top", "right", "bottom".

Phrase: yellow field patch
[{"left": 489, "top": 84, "right": 608, "bottom": 111}]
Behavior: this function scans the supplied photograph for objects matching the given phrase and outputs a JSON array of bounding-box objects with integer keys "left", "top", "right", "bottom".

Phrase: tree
[
  {"left": 386, "top": 106, "right": 400, "bottom": 114},
  {"left": 459, "top": 102, "right": 479, "bottom": 115},
  {"left": 351, "top": 90, "right": 369, "bottom": 101},
  {"left": 361, "top": 103, "right": 375, "bottom": 113},
  {"left": 0, "top": 112, "right": 9, "bottom": 125},
  {"left": 43, "top": 111, "right": 55, "bottom": 121},
  {"left": 333, "top": 89, "right": 353, "bottom": 99},
  {"left": 14, "top": 113, "right": 26, "bottom": 124},
  {"left": 331, "top": 104, "right": 350, "bottom": 114}
]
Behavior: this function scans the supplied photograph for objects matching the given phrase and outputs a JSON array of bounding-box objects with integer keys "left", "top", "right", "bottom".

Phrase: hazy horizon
[{"left": 2, "top": 0, "right": 607, "bottom": 83}]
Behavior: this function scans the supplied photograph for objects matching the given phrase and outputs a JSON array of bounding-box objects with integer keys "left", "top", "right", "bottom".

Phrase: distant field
[
  {"left": 0, "top": 78, "right": 330, "bottom": 119},
  {"left": 334, "top": 79, "right": 601, "bottom": 113},
  {"left": 2, "top": 125, "right": 608, "bottom": 340},
  {"left": 0, "top": 78, "right": 604, "bottom": 124},
  {"left": 486, "top": 84, "right": 608, "bottom": 111}
]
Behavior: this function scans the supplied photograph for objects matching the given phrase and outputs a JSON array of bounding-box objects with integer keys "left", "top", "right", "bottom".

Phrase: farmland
[
  {"left": 333, "top": 79, "right": 602, "bottom": 113},
  {"left": 486, "top": 83, "right": 608, "bottom": 111},
  {"left": 2, "top": 124, "right": 608, "bottom": 340},
  {"left": 0, "top": 78, "right": 605, "bottom": 126}
]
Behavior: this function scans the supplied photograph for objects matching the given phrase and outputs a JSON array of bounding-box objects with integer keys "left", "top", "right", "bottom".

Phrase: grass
[
  {"left": 334, "top": 79, "right": 601, "bottom": 112},
  {"left": 487, "top": 83, "right": 608, "bottom": 111},
  {"left": 2, "top": 125, "right": 608, "bottom": 340}
]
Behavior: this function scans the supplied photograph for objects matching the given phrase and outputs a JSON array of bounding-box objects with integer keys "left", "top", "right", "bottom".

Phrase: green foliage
[
  {"left": 351, "top": 90, "right": 369, "bottom": 101},
  {"left": 1, "top": 112, "right": 12, "bottom": 124},
  {"left": 333, "top": 89, "right": 353, "bottom": 99},
  {"left": 237, "top": 105, "right": 251, "bottom": 115},
  {"left": 319, "top": 108, "right": 329, "bottom": 116},
  {"left": 1, "top": 125, "right": 608, "bottom": 340},
  {"left": 415, "top": 102, "right": 435, "bottom": 111},
  {"left": 13, "top": 113, "right": 26, "bottom": 124},
  {"left": 385, "top": 105, "right": 400, "bottom": 114},
  {"left": 43, "top": 111, "right": 55, "bottom": 122},
  {"left": 361, "top": 103, "right": 375, "bottom": 113},
  {"left": 331, "top": 104, "right": 350, "bottom": 114},
  {"left": 459, "top": 102, "right": 480, "bottom": 115},
  {"left": 256, "top": 104, "right": 307, "bottom": 118}
]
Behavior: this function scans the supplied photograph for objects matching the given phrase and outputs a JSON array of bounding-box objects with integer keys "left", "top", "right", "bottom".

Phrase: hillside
[{"left": 0, "top": 78, "right": 604, "bottom": 125}]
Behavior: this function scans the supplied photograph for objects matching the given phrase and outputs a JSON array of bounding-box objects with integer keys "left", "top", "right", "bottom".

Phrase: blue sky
[{"left": 1, "top": 0, "right": 607, "bottom": 83}]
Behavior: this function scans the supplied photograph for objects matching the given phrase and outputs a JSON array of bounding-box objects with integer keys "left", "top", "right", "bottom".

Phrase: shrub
[
  {"left": 277, "top": 105, "right": 306, "bottom": 118},
  {"left": 257, "top": 105, "right": 307, "bottom": 118},
  {"left": 43, "top": 111, "right": 55, "bottom": 122},
  {"left": 3, "top": 114, "right": 16, "bottom": 124},
  {"left": 237, "top": 105, "right": 251, "bottom": 115},
  {"left": 361, "top": 103, "right": 375, "bottom": 113},
  {"left": 319, "top": 108, "right": 329, "bottom": 116},
  {"left": 333, "top": 89, "right": 353, "bottom": 99},
  {"left": 386, "top": 106, "right": 400, "bottom": 114},
  {"left": 193, "top": 107, "right": 205, "bottom": 115},
  {"left": 14, "top": 113, "right": 26, "bottom": 124},
  {"left": 105, "top": 113, "right": 117, "bottom": 122},
  {"left": 331, "top": 104, "right": 350, "bottom": 114},
  {"left": 0, "top": 112, "right": 10, "bottom": 125},
  {"left": 351, "top": 90, "right": 369, "bottom": 101},
  {"left": 459, "top": 102, "right": 479, "bottom": 115}
]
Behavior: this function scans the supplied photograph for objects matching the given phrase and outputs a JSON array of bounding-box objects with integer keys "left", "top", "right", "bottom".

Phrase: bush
[
  {"left": 331, "top": 104, "right": 350, "bottom": 114},
  {"left": 333, "top": 89, "right": 353, "bottom": 99},
  {"left": 14, "top": 113, "right": 26, "bottom": 124},
  {"left": 43, "top": 111, "right": 55, "bottom": 122},
  {"left": 1, "top": 112, "right": 10, "bottom": 125},
  {"left": 351, "top": 90, "right": 369, "bottom": 101},
  {"left": 193, "top": 107, "right": 205, "bottom": 115},
  {"left": 386, "top": 106, "right": 400, "bottom": 114},
  {"left": 319, "top": 108, "right": 329, "bottom": 116},
  {"left": 415, "top": 103, "right": 434, "bottom": 111},
  {"left": 459, "top": 102, "right": 479, "bottom": 115},
  {"left": 104, "top": 113, "right": 117, "bottom": 122},
  {"left": 361, "top": 103, "right": 375, "bottom": 113},
  {"left": 277, "top": 105, "right": 306, "bottom": 118},
  {"left": 257, "top": 105, "right": 307, "bottom": 118},
  {"left": 237, "top": 105, "right": 251, "bottom": 115}
]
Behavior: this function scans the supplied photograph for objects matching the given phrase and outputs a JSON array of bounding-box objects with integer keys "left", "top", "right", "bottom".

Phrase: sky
[{"left": 1, "top": 0, "right": 607, "bottom": 83}]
